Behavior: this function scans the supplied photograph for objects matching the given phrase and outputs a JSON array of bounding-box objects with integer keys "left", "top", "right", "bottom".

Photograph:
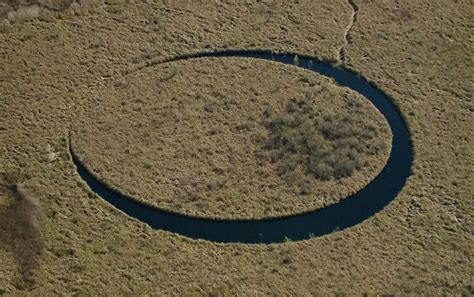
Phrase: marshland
[{"left": 0, "top": 0, "right": 472, "bottom": 294}]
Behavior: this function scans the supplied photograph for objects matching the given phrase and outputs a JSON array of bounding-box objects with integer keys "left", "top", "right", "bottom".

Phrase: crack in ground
[{"left": 339, "top": 0, "right": 359, "bottom": 64}]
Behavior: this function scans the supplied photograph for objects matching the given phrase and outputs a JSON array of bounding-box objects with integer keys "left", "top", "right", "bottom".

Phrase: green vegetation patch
[{"left": 260, "top": 97, "right": 386, "bottom": 183}]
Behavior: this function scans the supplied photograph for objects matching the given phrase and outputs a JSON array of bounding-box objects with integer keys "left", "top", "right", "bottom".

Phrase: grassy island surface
[{"left": 71, "top": 57, "right": 390, "bottom": 219}]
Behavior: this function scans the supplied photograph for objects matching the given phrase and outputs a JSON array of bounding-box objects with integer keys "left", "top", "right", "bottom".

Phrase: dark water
[{"left": 70, "top": 50, "right": 413, "bottom": 244}]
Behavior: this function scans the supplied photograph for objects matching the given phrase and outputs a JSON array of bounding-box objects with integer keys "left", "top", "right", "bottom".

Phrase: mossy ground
[{"left": 0, "top": 0, "right": 472, "bottom": 295}]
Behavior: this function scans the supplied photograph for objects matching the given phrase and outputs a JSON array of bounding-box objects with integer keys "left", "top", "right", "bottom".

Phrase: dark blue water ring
[{"left": 70, "top": 50, "right": 413, "bottom": 244}]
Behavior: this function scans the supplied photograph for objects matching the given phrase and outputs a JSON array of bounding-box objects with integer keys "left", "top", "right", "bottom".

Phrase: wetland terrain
[{"left": 0, "top": 0, "right": 472, "bottom": 295}]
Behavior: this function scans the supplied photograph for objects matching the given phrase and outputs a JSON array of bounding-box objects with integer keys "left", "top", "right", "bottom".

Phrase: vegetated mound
[
  {"left": 261, "top": 96, "right": 384, "bottom": 184},
  {"left": 0, "top": 172, "right": 44, "bottom": 290},
  {"left": 72, "top": 57, "right": 391, "bottom": 219}
]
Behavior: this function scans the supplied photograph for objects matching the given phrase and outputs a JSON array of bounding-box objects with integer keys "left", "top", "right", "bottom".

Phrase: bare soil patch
[{"left": 0, "top": 173, "right": 44, "bottom": 289}]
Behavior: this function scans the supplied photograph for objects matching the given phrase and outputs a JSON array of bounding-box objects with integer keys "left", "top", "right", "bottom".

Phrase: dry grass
[
  {"left": 0, "top": 176, "right": 44, "bottom": 289},
  {"left": 0, "top": 0, "right": 472, "bottom": 295},
  {"left": 0, "top": 0, "right": 60, "bottom": 22},
  {"left": 71, "top": 57, "right": 390, "bottom": 219}
]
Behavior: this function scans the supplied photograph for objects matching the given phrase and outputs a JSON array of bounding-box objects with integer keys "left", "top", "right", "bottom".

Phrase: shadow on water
[{"left": 70, "top": 50, "right": 413, "bottom": 244}]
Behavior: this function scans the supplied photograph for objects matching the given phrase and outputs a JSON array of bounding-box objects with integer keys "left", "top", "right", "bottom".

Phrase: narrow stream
[{"left": 70, "top": 50, "right": 413, "bottom": 244}]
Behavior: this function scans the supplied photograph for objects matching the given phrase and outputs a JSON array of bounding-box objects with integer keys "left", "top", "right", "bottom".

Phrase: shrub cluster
[{"left": 260, "top": 97, "right": 385, "bottom": 181}]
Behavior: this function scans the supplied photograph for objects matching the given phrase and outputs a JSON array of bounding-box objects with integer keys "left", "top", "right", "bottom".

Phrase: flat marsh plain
[{"left": 0, "top": 0, "right": 473, "bottom": 295}]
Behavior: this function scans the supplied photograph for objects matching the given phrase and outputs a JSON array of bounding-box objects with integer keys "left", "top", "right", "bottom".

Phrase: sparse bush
[
  {"left": 143, "top": 160, "right": 153, "bottom": 169},
  {"left": 261, "top": 97, "right": 382, "bottom": 182},
  {"left": 309, "top": 161, "right": 333, "bottom": 180},
  {"left": 333, "top": 158, "right": 356, "bottom": 178},
  {"left": 262, "top": 105, "right": 273, "bottom": 118}
]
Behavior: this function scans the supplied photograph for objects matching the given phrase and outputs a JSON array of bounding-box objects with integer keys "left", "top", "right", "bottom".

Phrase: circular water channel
[{"left": 70, "top": 50, "right": 413, "bottom": 244}]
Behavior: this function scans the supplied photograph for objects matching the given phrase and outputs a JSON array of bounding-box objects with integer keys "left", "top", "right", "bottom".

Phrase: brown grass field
[{"left": 0, "top": 0, "right": 472, "bottom": 295}]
